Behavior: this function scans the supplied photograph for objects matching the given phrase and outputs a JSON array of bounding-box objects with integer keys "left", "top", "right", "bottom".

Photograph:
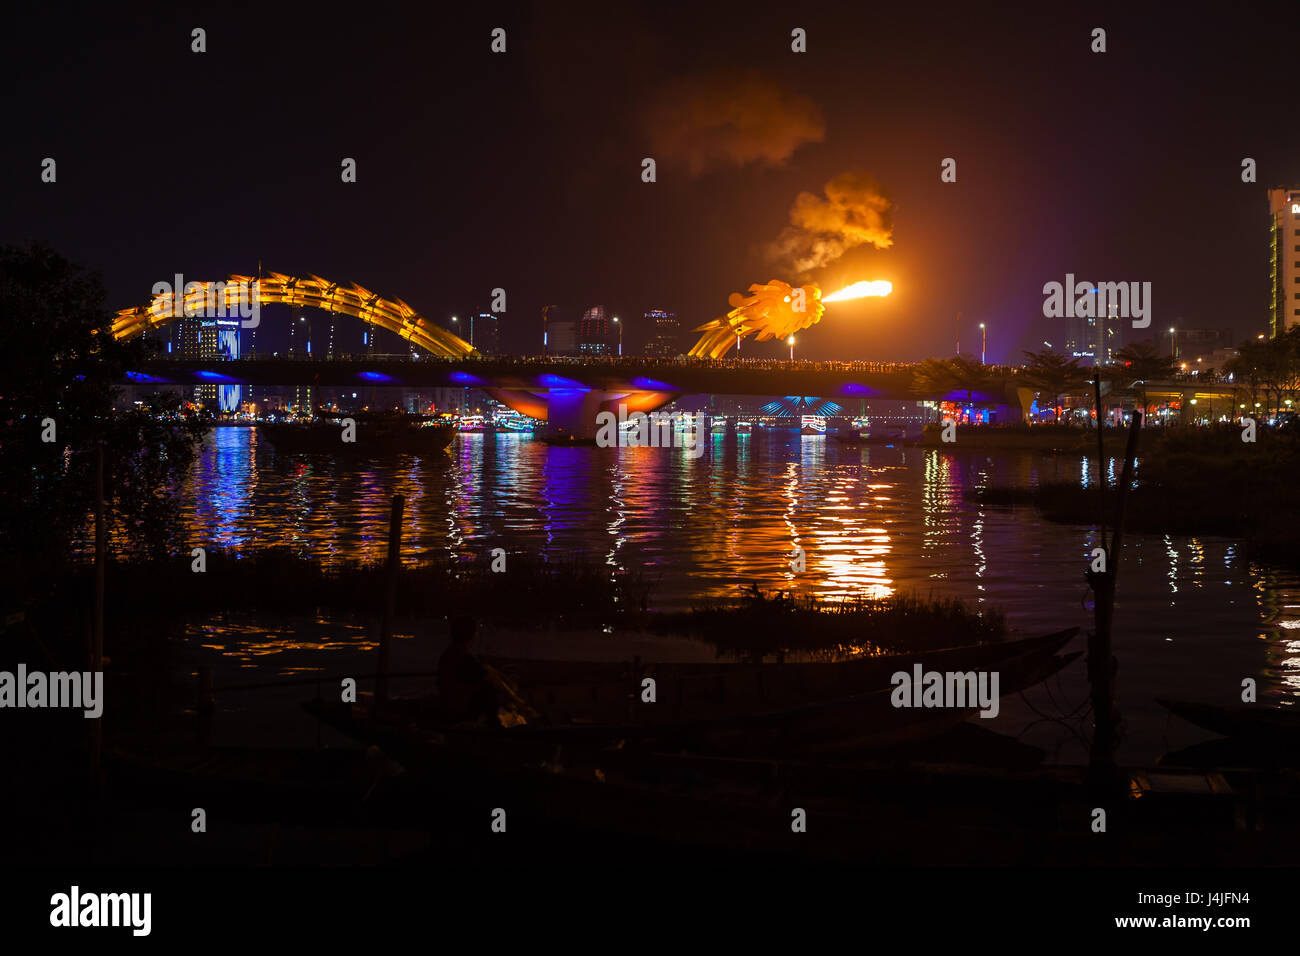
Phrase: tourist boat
[
  {"left": 493, "top": 411, "right": 536, "bottom": 433},
  {"left": 456, "top": 415, "right": 494, "bottom": 433},
  {"left": 800, "top": 415, "right": 827, "bottom": 436},
  {"left": 258, "top": 417, "right": 455, "bottom": 455},
  {"left": 672, "top": 416, "right": 702, "bottom": 442},
  {"left": 711, "top": 418, "right": 728, "bottom": 434},
  {"left": 305, "top": 629, "right": 1078, "bottom": 760},
  {"left": 735, "top": 420, "right": 753, "bottom": 434}
]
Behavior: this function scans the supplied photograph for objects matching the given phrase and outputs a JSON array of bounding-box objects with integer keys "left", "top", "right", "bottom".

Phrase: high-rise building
[
  {"left": 469, "top": 312, "right": 500, "bottom": 354},
  {"left": 1267, "top": 187, "right": 1300, "bottom": 337},
  {"left": 643, "top": 309, "right": 680, "bottom": 357},
  {"left": 1065, "top": 297, "right": 1120, "bottom": 366},
  {"left": 1170, "top": 326, "right": 1230, "bottom": 357},
  {"left": 287, "top": 313, "right": 312, "bottom": 414},
  {"left": 541, "top": 305, "right": 559, "bottom": 355},
  {"left": 176, "top": 313, "right": 241, "bottom": 411},
  {"left": 548, "top": 320, "right": 577, "bottom": 355},
  {"left": 214, "top": 321, "right": 241, "bottom": 412},
  {"left": 579, "top": 305, "right": 611, "bottom": 355}
]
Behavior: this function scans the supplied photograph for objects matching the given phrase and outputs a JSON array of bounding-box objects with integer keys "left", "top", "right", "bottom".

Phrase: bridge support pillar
[
  {"left": 1005, "top": 387, "right": 1035, "bottom": 424},
  {"left": 546, "top": 388, "right": 610, "bottom": 439}
]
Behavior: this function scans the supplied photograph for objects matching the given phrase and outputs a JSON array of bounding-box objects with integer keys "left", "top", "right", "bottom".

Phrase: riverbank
[
  {"left": 921, "top": 422, "right": 1162, "bottom": 452},
  {"left": 650, "top": 589, "right": 1006, "bottom": 658},
  {"left": 971, "top": 425, "right": 1300, "bottom": 568},
  {"left": 25, "top": 550, "right": 1009, "bottom": 660}
]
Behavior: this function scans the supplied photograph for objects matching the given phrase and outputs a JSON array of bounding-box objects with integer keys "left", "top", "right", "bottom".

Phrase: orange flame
[{"left": 822, "top": 280, "right": 893, "bottom": 303}]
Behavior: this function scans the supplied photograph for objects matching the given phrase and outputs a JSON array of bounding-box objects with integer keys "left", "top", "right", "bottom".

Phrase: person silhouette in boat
[{"left": 438, "top": 616, "right": 499, "bottom": 722}]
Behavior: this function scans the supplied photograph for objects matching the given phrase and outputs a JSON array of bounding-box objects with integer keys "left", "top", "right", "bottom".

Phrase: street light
[
  {"left": 979, "top": 322, "right": 986, "bottom": 364},
  {"left": 788, "top": 335, "right": 795, "bottom": 361},
  {"left": 613, "top": 316, "right": 621, "bottom": 356},
  {"left": 1169, "top": 327, "right": 1177, "bottom": 359}
]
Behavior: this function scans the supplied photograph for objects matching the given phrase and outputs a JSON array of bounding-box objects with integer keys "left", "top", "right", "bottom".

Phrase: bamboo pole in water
[
  {"left": 1088, "top": 409, "right": 1142, "bottom": 790},
  {"left": 90, "top": 442, "right": 104, "bottom": 783},
  {"left": 375, "top": 494, "right": 405, "bottom": 707},
  {"left": 1093, "top": 373, "right": 1107, "bottom": 552}
]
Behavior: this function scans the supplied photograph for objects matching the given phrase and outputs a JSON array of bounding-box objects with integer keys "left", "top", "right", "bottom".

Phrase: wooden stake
[
  {"left": 1088, "top": 409, "right": 1142, "bottom": 791},
  {"left": 375, "top": 494, "right": 405, "bottom": 706},
  {"left": 91, "top": 442, "right": 104, "bottom": 783},
  {"left": 1093, "top": 373, "right": 1107, "bottom": 553}
]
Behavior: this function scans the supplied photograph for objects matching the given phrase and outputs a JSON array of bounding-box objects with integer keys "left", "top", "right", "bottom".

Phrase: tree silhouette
[
  {"left": 1113, "top": 341, "right": 1177, "bottom": 417},
  {"left": 1020, "top": 350, "right": 1090, "bottom": 422},
  {"left": 909, "top": 355, "right": 991, "bottom": 422},
  {"left": 0, "top": 242, "right": 206, "bottom": 599},
  {"left": 1226, "top": 328, "right": 1300, "bottom": 417}
]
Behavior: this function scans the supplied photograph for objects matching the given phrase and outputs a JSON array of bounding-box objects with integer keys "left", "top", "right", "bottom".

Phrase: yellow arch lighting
[{"left": 111, "top": 272, "right": 477, "bottom": 358}]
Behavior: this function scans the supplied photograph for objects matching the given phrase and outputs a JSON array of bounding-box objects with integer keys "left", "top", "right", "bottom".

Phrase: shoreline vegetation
[
  {"left": 921, "top": 423, "right": 1163, "bottom": 452},
  {"left": 25, "top": 549, "right": 1008, "bottom": 660},
  {"left": 968, "top": 425, "right": 1300, "bottom": 568},
  {"left": 650, "top": 589, "right": 1006, "bottom": 659}
]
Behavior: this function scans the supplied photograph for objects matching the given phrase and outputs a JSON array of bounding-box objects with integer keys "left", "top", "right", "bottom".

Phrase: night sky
[{"left": 4, "top": 1, "right": 1298, "bottom": 361}]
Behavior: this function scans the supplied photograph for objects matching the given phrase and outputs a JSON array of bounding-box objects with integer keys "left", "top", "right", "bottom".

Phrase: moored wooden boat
[
  {"left": 1158, "top": 698, "right": 1300, "bottom": 745},
  {"left": 304, "top": 628, "right": 1079, "bottom": 760},
  {"left": 482, "top": 628, "right": 1078, "bottom": 727}
]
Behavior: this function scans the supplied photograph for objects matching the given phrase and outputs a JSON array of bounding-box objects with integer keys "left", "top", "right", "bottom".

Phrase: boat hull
[
  {"left": 305, "top": 629, "right": 1079, "bottom": 760},
  {"left": 1158, "top": 698, "right": 1300, "bottom": 745}
]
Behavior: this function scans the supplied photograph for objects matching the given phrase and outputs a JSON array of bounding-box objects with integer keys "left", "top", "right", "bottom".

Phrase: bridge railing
[{"left": 156, "top": 351, "right": 936, "bottom": 374}]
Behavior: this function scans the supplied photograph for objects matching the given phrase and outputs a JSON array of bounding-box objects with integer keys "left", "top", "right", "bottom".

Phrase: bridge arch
[{"left": 112, "top": 272, "right": 476, "bottom": 358}]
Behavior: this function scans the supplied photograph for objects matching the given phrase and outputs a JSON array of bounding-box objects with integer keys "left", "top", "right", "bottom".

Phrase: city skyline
[
  {"left": 6, "top": 0, "right": 1300, "bottom": 927},
  {"left": 5, "top": 5, "right": 1299, "bottom": 364}
]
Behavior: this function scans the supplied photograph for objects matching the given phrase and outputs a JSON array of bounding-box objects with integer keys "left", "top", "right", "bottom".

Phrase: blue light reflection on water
[{"left": 180, "top": 425, "right": 1300, "bottom": 762}]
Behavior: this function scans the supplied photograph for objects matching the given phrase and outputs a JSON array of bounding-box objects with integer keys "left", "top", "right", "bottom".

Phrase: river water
[{"left": 178, "top": 425, "right": 1300, "bottom": 764}]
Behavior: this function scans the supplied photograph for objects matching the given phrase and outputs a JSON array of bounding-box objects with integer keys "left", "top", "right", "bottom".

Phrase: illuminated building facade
[
  {"left": 1268, "top": 187, "right": 1300, "bottom": 337},
  {"left": 288, "top": 313, "right": 312, "bottom": 414},
  {"left": 176, "top": 314, "right": 241, "bottom": 411},
  {"left": 579, "top": 305, "right": 611, "bottom": 355},
  {"left": 1065, "top": 301, "right": 1119, "bottom": 366}
]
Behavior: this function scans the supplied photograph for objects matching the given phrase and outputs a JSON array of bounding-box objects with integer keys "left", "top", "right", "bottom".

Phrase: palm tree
[
  {"left": 910, "top": 358, "right": 959, "bottom": 422},
  {"left": 1113, "top": 341, "right": 1177, "bottom": 418},
  {"left": 910, "top": 355, "right": 991, "bottom": 422},
  {"left": 948, "top": 355, "right": 991, "bottom": 408},
  {"left": 1020, "top": 350, "right": 1089, "bottom": 423}
]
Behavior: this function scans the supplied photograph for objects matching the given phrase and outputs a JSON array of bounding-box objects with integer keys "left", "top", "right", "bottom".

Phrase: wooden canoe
[
  {"left": 1158, "top": 698, "right": 1300, "bottom": 745},
  {"left": 305, "top": 629, "right": 1079, "bottom": 760},
  {"left": 481, "top": 628, "right": 1078, "bottom": 727}
]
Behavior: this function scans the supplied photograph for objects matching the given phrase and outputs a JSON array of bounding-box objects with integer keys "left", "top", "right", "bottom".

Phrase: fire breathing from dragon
[{"left": 687, "top": 278, "right": 892, "bottom": 359}]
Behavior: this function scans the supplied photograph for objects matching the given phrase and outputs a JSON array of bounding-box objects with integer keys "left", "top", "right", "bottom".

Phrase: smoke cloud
[
  {"left": 644, "top": 70, "right": 825, "bottom": 175},
  {"left": 767, "top": 170, "right": 894, "bottom": 275}
]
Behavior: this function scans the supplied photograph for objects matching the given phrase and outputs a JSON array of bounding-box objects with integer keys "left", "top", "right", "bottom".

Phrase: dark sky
[{"left": 4, "top": 1, "right": 1299, "bottom": 361}]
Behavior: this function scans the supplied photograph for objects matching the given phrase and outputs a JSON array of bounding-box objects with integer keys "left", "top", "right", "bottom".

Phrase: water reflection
[{"left": 177, "top": 428, "right": 1299, "bottom": 719}]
